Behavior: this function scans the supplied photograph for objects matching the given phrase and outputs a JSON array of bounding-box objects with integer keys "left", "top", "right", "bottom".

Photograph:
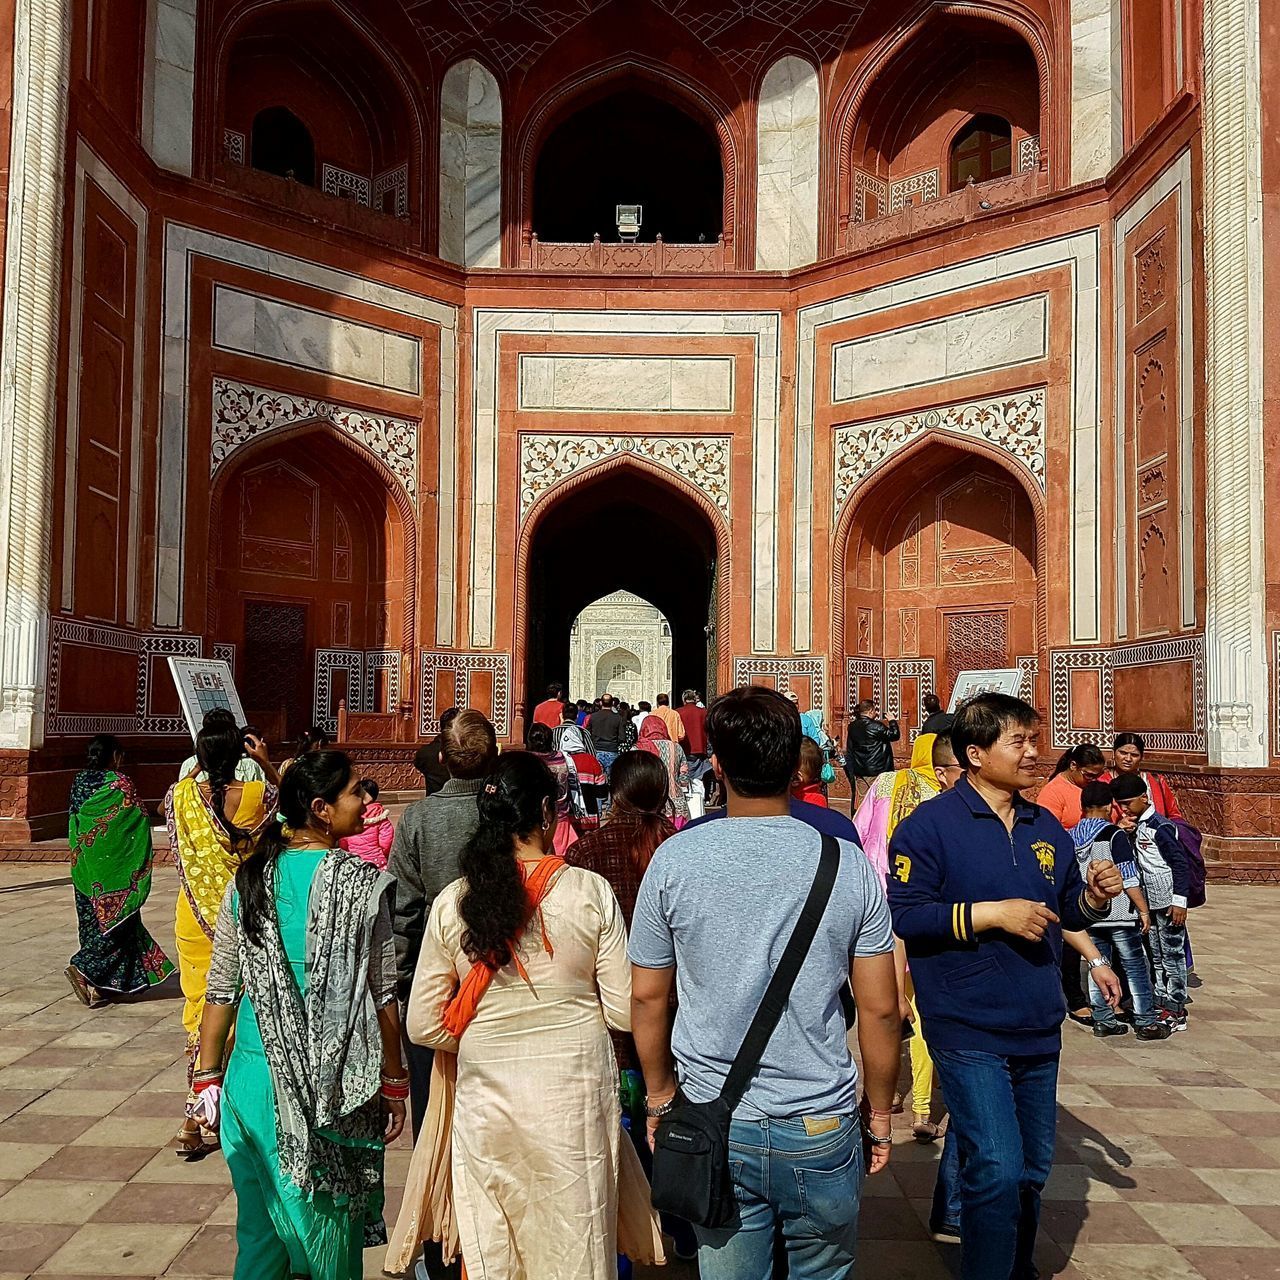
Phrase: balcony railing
[
  {"left": 525, "top": 232, "right": 732, "bottom": 273},
  {"left": 845, "top": 169, "right": 1050, "bottom": 256}
]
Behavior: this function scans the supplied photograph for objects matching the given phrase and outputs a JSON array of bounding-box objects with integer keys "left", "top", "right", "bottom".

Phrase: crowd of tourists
[{"left": 58, "top": 678, "right": 1214, "bottom": 1280}]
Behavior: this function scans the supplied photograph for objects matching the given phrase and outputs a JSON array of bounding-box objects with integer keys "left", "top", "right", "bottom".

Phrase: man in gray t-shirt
[{"left": 630, "top": 686, "right": 901, "bottom": 1279}]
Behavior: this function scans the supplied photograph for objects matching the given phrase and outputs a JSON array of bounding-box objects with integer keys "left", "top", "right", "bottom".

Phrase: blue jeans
[
  {"left": 596, "top": 749, "right": 618, "bottom": 778},
  {"left": 931, "top": 1047, "right": 1058, "bottom": 1280},
  {"left": 932, "top": 1122, "right": 962, "bottom": 1230},
  {"left": 1089, "top": 927, "right": 1156, "bottom": 1027},
  {"left": 695, "top": 1115, "right": 864, "bottom": 1280},
  {"left": 1149, "top": 909, "right": 1187, "bottom": 1014}
]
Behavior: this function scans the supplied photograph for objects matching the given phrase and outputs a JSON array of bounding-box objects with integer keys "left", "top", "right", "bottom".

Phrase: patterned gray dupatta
[{"left": 238, "top": 849, "right": 394, "bottom": 1231}]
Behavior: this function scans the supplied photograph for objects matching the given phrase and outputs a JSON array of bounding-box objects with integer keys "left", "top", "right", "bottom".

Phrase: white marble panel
[
  {"left": 518, "top": 355, "right": 733, "bottom": 413},
  {"left": 1070, "top": 0, "right": 1122, "bottom": 184},
  {"left": 832, "top": 296, "right": 1047, "bottom": 402},
  {"left": 144, "top": 0, "right": 195, "bottom": 176},
  {"left": 211, "top": 288, "right": 422, "bottom": 394},
  {"left": 440, "top": 60, "right": 502, "bottom": 268},
  {"left": 755, "top": 56, "right": 820, "bottom": 270}
]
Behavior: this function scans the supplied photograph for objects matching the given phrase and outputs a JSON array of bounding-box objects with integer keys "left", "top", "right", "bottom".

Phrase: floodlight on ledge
[{"left": 616, "top": 203, "right": 642, "bottom": 242}]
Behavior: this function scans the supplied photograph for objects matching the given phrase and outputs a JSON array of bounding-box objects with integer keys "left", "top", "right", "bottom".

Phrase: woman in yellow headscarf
[
  {"left": 164, "top": 721, "right": 276, "bottom": 1156},
  {"left": 853, "top": 731, "right": 944, "bottom": 1139}
]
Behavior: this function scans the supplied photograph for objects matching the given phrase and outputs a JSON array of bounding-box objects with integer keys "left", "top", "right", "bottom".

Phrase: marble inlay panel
[
  {"left": 212, "top": 286, "right": 422, "bottom": 395},
  {"left": 517, "top": 354, "right": 734, "bottom": 413},
  {"left": 832, "top": 295, "right": 1048, "bottom": 403},
  {"left": 440, "top": 59, "right": 502, "bottom": 268},
  {"left": 755, "top": 56, "right": 820, "bottom": 270}
]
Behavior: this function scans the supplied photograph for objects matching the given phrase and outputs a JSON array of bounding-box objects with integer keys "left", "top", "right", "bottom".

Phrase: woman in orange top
[{"left": 1035, "top": 743, "right": 1107, "bottom": 830}]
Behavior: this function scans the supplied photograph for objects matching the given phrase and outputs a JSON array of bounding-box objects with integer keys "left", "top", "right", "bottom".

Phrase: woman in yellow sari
[{"left": 165, "top": 721, "right": 276, "bottom": 1156}]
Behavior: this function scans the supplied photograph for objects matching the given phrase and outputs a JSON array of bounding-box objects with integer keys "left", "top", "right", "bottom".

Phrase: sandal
[
  {"left": 64, "top": 964, "right": 106, "bottom": 1009},
  {"left": 891, "top": 1092, "right": 905, "bottom": 1115},
  {"left": 912, "top": 1114, "right": 944, "bottom": 1143},
  {"left": 175, "top": 1119, "right": 218, "bottom": 1160}
]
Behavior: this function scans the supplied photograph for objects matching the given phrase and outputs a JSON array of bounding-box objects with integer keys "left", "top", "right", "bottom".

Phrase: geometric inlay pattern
[
  {"left": 211, "top": 377, "right": 419, "bottom": 505},
  {"left": 419, "top": 650, "right": 512, "bottom": 738},
  {"left": 519, "top": 433, "right": 731, "bottom": 522},
  {"left": 834, "top": 389, "right": 1046, "bottom": 516},
  {"left": 732, "top": 656, "right": 825, "bottom": 709}
]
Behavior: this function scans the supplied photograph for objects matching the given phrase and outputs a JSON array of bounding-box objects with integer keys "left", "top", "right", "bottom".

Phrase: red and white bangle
[{"left": 380, "top": 1073, "right": 410, "bottom": 1101}]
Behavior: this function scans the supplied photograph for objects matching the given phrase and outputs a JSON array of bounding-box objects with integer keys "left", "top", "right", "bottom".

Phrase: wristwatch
[
  {"left": 1086, "top": 956, "right": 1110, "bottom": 970},
  {"left": 644, "top": 1095, "right": 678, "bottom": 1118}
]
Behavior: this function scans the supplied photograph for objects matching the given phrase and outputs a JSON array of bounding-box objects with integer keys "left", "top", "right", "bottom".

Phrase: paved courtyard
[{"left": 0, "top": 865, "right": 1276, "bottom": 1278}]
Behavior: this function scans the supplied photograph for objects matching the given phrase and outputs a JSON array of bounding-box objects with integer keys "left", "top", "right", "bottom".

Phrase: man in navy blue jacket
[{"left": 888, "top": 693, "right": 1123, "bottom": 1280}]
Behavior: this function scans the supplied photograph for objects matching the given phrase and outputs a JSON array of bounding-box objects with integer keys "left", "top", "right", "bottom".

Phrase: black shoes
[
  {"left": 1135, "top": 1021, "right": 1174, "bottom": 1041},
  {"left": 1093, "top": 1021, "right": 1130, "bottom": 1038}
]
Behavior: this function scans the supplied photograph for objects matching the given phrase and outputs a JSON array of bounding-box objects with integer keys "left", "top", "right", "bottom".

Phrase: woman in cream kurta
[{"left": 392, "top": 863, "right": 662, "bottom": 1280}]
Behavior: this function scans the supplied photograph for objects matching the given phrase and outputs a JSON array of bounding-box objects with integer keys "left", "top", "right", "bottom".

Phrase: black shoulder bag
[{"left": 649, "top": 833, "right": 840, "bottom": 1229}]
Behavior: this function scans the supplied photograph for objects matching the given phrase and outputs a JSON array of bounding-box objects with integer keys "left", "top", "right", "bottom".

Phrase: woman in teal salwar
[
  {"left": 193, "top": 751, "right": 408, "bottom": 1280},
  {"left": 66, "top": 734, "right": 174, "bottom": 1006}
]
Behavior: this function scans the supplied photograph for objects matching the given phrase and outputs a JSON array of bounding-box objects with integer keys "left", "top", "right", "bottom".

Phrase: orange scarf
[{"left": 442, "top": 856, "right": 566, "bottom": 1039}]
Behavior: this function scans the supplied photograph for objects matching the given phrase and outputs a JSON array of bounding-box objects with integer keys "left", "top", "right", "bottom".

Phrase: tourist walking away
[
  {"left": 1036, "top": 743, "right": 1108, "bottom": 830},
  {"left": 919, "top": 693, "right": 954, "bottom": 737},
  {"left": 338, "top": 779, "right": 395, "bottom": 869},
  {"left": 678, "top": 689, "right": 714, "bottom": 803},
  {"left": 588, "top": 693, "right": 625, "bottom": 775},
  {"left": 527, "top": 721, "right": 583, "bottom": 853},
  {"left": 554, "top": 701, "right": 596, "bottom": 756},
  {"left": 652, "top": 693, "right": 686, "bottom": 744},
  {"left": 414, "top": 706, "right": 459, "bottom": 796},
  {"left": 888, "top": 692, "right": 1124, "bottom": 1280},
  {"left": 1113, "top": 770, "right": 1191, "bottom": 1031},
  {"left": 558, "top": 721, "right": 608, "bottom": 832},
  {"left": 65, "top": 734, "right": 174, "bottom": 1008},
  {"left": 179, "top": 707, "right": 267, "bottom": 784},
  {"left": 629, "top": 685, "right": 901, "bottom": 1279},
  {"left": 192, "top": 750, "right": 406, "bottom": 1280},
  {"left": 531, "top": 681, "right": 566, "bottom": 730},
  {"left": 388, "top": 750, "right": 663, "bottom": 1278},
  {"left": 853, "top": 732, "right": 941, "bottom": 883},
  {"left": 844, "top": 699, "right": 900, "bottom": 804},
  {"left": 389, "top": 710, "right": 497, "bottom": 1136},
  {"left": 635, "top": 715, "right": 692, "bottom": 824},
  {"left": 165, "top": 721, "right": 277, "bottom": 1155},
  {"left": 1073, "top": 782, "right": 1170, "bottom": 1041}
]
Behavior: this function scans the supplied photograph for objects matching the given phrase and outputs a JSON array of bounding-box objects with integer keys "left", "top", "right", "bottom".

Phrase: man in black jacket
[{"left": 844, "top": 699, "right": 900, "bottom": 804}]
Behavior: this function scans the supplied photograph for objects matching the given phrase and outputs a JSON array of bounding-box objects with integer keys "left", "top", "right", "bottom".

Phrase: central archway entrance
[{"left": 519, "top": 465, "right": 723, "bottom": 727}]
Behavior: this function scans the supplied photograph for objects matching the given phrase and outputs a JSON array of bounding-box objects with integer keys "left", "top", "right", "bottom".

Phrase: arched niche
[
  {"left": 756, "top": 55, "right": 820, "bottom": 270},
  {"left": 218, "top": 2, "right": 418, "bottom": 219},
  {"left": 523, "top": 70, "right": 732, "bottom": 250},
  {"left": 839, "top": 8, "right": 1044, "bottom": 227},
  {"left": 439, "top": 59, "right": 503, "bottom": 267}
]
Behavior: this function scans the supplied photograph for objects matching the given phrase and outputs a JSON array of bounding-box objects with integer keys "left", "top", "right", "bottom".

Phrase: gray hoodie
[{"left": 387, "top": 776, "right": 484, "bottom": 999}]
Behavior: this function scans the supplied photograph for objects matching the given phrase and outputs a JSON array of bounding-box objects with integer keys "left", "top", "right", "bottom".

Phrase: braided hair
[
  {"left": 458, "top": 751, "right": 556, "bottom": 969},
  {"left": 196, "top": 723, "right": 248, "bottom": 843},
  {"left": 235, "top": 749, "right": 353, "bottom": 947}
]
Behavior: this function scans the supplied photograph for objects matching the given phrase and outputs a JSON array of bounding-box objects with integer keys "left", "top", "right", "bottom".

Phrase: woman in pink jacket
[{"left": 338, "top": 779, "right": 395, "bottom": 869}]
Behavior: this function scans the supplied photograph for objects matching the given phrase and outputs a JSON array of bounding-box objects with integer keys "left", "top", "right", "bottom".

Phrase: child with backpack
[
  {"left": 1112, "top": 772, "right": 1191, "bottom": 1032},
  {"left": 1074, "top": 782, "right": 1171, "bottom": 1041}
]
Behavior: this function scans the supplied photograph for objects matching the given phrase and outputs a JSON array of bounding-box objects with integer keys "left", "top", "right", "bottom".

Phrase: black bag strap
[{"left": 719, "top": 833, "right": 840, "bottom": 1112}]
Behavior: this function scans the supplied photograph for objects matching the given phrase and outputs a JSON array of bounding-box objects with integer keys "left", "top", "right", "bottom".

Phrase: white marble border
[
  {"left": 796, "top": 228, "right": 1100, "bottom": 652},
  {"left": 1112, "top": 149, "right": 1195, "bottom": 637},
  {"left": 63, "top": 142, "right": 148, "bottom": 624},
  {"left": 419, "top": 649, "right": 511, "bottom": 737},
  {"left": 471, "top": 312, "right": 780, "bottom": 652},
  {"left": 732, "top": 656, "right": 826, "bottom": 709},
  {"left": 157, "top": 224, "right": 457, "bottom": 639}
]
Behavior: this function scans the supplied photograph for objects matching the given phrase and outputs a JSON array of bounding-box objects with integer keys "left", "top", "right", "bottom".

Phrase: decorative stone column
[
  {"left": 0, "top": 0, "right": 71, "bottom": 749},
  {"left": 1201, "top": 0, "right": 1267, "bottom": 767}
]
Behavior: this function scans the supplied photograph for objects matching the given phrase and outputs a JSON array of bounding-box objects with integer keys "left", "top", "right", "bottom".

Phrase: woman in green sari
[
  {"left": 66, "top": 734, "right": 174, "bottom": 1006},
  {"left": 193, "top": 750, "right": 407, "bottom": 1280}
]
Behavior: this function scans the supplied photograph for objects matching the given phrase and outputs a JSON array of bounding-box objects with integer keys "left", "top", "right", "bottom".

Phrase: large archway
[
  {"left": 209, "top": 427, "right": 410, "bottom": 743},
  {"left": 519, "top": 465, "right": 722, "bottom": 725},
  {"left": 840, "top": 441, "right": 1042, "bottom": 732}
]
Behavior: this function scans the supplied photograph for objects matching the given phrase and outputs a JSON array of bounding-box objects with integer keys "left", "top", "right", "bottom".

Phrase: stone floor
[{"left": 0, "top": 865, "right": 1277, "bottom": 1279}]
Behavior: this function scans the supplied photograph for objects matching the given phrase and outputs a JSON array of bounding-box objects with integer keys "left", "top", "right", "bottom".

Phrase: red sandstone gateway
[{"left": 1, "top": 0, "right": 1268, "bottom": 877}]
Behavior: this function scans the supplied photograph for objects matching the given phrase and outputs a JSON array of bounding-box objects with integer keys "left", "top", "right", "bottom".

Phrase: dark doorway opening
[
  {"left": 533, "top": 90, "right": 723, "bottom": 243},
  {"left": 525, "top": 468, "right": 719, "bottom": 724},
  {"left": 251, "top": 106, "right": 316, "bottom": 185}
]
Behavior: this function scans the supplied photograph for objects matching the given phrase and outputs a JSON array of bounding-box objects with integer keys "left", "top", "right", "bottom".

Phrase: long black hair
[
  {"left": 197, "top": 723, "right": 248, "bottom": 842},
  {"left": 1050, "top": 742, "right": 1106, "bottom": 779},
  {"left": 86, "top": 733, "right": 122, "bottom": 770},
  {"left": 235, "top": 749, "right": 353, "bottom": 947},
  {"left": 606, "top": 750, "right": 672, "bottom": 877},
  {"left": 458, "top": 751, "right": 556, "bottom": 969}
]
